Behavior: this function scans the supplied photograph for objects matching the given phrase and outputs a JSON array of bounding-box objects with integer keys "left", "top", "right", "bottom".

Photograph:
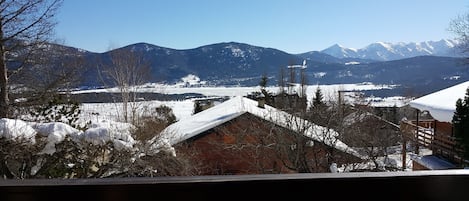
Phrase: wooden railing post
[
  {"left": 400, "top": 120, "right": 408, "bottom": 170},
  {"left": 415, "top": 109, "right": 420, "bottom": 155},
  {"left": 402, "top": 138, "right": 407, "bottom": 170}
]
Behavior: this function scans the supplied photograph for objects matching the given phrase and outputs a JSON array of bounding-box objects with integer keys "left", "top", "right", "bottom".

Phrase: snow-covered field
[
  {"left": 79, "top": 99, "right": 195, "bottom": 123},
  {"left": 75, "top": 82, "right": 397, "bottom": 99},
  {"left": 76, "top": 82, "right": 411, "bottom": 123}
]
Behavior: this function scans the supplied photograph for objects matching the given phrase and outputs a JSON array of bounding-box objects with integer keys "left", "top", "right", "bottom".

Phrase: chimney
[{"left": 258, "top": 94, "right": 265, "bottom": 108}]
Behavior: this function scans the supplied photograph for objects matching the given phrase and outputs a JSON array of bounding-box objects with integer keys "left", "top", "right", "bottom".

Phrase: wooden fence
[{"left": 400, "top": 120, "right": 464, "bottom": 165}]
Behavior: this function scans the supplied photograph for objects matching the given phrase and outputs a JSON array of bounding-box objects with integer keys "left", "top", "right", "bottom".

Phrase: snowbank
[
  {"left": 83, "top": 119, "right": 136, "bottom": 150},
  {"left": 0, "top": 118, "right": 138, "bottom": 155},
  {"left": 0, "top": 118, "right": 37, "bottom": 143},
  {"left": 31, "top": 122, "right": 83, "bottom": 154}
]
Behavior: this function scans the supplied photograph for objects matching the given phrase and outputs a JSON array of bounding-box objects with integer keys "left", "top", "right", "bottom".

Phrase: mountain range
[
  {"left": 26, "top": 39, "right": 469, "bottom": 97},
  {"left": 318, "top": 39, "right": 460, "bottom": 61}
]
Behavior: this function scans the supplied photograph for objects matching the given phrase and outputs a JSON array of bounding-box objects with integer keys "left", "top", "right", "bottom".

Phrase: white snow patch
[
  {"left": 175, "top": 74, "right": 207, "bottom": 87},
  {"left": 345, "top": 61, "right": 360, "bottom": 65},
  {"left": 31, "top": 122, "right": 83, "bottom": 154},
  {"left": 313, "top": 72, "right": 327, "bottom": 78},
  {"left": 0, "top": 118, "right": 36, "bottom": 143},
  {"left": 83, "top": 119, "right": 136, "bottom": 150}
]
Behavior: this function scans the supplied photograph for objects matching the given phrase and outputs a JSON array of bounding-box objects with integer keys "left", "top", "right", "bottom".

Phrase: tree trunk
[
  {"left": 0, "top": 29, "right": 9, "bottom": 118},
  {"left": 0, "top": 58, "right": 7, "bottom": 118}
]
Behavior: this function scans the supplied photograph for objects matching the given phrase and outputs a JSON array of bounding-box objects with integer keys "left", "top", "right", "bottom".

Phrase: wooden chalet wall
[
  {"left": 434, "top": 121, "right": 453, "bottom": 136},
  {"left": 432, "top": 121, "right": 464, "bottom": 165},
  {"left": 175, "top": 113, "right": 361, "bottom": 175}
]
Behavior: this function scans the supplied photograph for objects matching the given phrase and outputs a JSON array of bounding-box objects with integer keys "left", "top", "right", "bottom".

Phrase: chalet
[
  {"left": 153, "top": 96, "right": 364, "bottom": 175},
  {"left": 402, "top": 80, "right": 469, "bottom": 170}
]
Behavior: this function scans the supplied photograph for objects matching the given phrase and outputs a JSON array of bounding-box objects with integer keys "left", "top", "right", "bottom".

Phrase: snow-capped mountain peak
[
  {"left": 322, "top": 44, "right": 358, "bottom": 59},
  {"left": 371, "top": 41, "right": 393, "bottom": 50},
  {"left": 320, "top": 39, "right": 461, "bottom": 61}
]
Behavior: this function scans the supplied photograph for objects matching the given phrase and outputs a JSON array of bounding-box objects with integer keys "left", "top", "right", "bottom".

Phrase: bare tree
[
  {"left": 278, "top": 65, "right": 286, "bottom": 94},
  {"left": 272, "top": 63, "right": 308, "bottom": 114},
  {"left": 340, "top": 107, "right": 401, "bottom": 171},
  {"left": 449, "top": 11, "right": 469, "bottom": 55},
  {"left": 99, "top": 47, "right": 151, "bottom": 123},
  {"left": 0, "top": 0, "right": 63, "bottom": 117},
  {"left": 14, "top": 44, "right": 84, "bottom": 96},
  {"left": 10, "top": 42, "right": 86, "bottom": 116},
  {"left": 270, "top": 113, "right": 329, "bottom": 173},
  {"left": 134, "top": 105, "right": 177, "bottom": 142},
  {"left": 299, "top": 67, "right": 307, "bottom": 98}
]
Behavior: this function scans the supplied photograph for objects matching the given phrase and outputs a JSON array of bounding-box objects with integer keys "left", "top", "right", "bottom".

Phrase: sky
[{"left": 55, "top": 0, "right": 469, "bottom": 54}]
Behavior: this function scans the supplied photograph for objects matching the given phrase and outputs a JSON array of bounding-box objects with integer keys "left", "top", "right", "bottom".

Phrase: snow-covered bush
[{"left": 0, "top": 117, "right": 194, "bottom": 179}]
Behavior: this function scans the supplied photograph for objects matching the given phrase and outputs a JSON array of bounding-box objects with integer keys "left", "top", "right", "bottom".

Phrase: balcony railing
[
  {"left": 0, "top": 170, "right": 468, "bottom": 201},
  {"left": 400, "top": 120, "right": 464, "bottom": 165}
]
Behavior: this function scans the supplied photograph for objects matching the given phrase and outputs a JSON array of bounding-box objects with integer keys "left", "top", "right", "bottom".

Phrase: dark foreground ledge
[{"left": 1, "top": 169, "right": 469, "bottom": 201}]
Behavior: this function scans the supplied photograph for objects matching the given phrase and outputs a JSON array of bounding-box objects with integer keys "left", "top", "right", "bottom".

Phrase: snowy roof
[
  {"left": 412, "top": 155, "right": 456, "bottom": 170},
  {"left": 157, "top": 96, "right": 363, "bottom": 159},
  {"left": 409, "top": 81, "right": 469, "bottom": 122}
]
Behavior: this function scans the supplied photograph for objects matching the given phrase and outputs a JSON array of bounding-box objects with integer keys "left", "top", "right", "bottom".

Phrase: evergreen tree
[
  {"left": 453, "top": 87, "right": 469, "bottom": 159},
  {"left": 259, "top": 74, "right": 268, "bottom": 89},
  {"left": 258, "top": 74, "right": 273, "bottom": 105},
  {"left": 312, "top": 86, "right": 325, "bottom": 108},
  {"left": 259, "top": 74, "right": 269, "bottom": 96},
  {"left": 307, "top": 86, "right": 329, "bottom": 127},
  {"left": 193, "top": 101, "right": 203, "bottom": 114}
]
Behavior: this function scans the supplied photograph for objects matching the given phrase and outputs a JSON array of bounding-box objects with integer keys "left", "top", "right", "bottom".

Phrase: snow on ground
[
  {"left": 76, "top": 82, "right": 407, "bottom": 122},
  {"left": 0, "top": 82, "right": 416, "bottom": 171},
  {"left": 367, "top": 96, "right": 410, "bottom": 107},
  {"left": 83, "top": 119, "right": 136, "bottom": 150},
  {"left": 74, "top": 82, "right": 398, "bottom": 102},
  {"left": 79, "top": 99, "right": 195, "bottom": 122}
]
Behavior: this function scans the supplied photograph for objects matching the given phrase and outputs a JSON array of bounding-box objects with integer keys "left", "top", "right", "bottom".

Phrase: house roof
[
  {"left": 156, "top": 96, "right": 364, "bottom": 159},
  {"left": 409, "top": 81, "right": 469, "bottom": 122}
]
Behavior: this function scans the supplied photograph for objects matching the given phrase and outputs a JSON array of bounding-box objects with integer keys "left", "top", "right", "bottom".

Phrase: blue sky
[{"left": 55, "top": 0, "right": 469, "bottom": 54}]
